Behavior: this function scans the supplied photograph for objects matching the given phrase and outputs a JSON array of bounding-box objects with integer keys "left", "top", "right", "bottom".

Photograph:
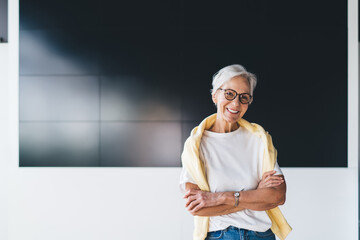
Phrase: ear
[{"left": 211, "top": 92, "right": 217, "bottom": 105}]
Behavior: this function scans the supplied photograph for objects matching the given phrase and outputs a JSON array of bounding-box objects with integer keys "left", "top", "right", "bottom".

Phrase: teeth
[{"left": 227, "top": 108, "right": 239, "bottom": 113}]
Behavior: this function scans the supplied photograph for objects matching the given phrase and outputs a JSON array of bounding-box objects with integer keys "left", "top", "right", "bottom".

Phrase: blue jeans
[{"left": 205, "top": 226, "right": 275, "bottom": 240}]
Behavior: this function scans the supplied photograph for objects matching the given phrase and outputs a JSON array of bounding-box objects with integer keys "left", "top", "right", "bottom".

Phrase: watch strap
[{"left": 234, "top": 192, "right": 240, "bottom": 207}]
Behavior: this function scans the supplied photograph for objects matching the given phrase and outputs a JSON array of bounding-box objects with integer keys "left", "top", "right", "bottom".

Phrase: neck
[{"left": 209, "top": 116, "right": 240, "bottom": 133}]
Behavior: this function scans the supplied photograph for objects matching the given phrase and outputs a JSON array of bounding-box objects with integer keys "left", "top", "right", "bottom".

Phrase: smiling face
[{"left": 211, "top": 75, "right": 250, "bottom": 131}]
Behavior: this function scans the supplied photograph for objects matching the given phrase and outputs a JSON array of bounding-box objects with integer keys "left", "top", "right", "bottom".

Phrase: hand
[
  {"left": 257, "top": 170, "right": 284, "bottom": 189},
  {"left": 183, "top": 189, "right": 222, "bottom": 215}
]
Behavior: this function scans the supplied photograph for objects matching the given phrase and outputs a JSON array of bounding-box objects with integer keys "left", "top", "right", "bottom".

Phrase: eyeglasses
[{"left": 218, "top": 88, "right": 253, "bottom": 104}]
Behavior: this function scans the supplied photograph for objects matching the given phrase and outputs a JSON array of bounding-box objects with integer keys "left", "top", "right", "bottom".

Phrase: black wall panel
[
  {"left": 0, "top": 0, "right": 7, "bottom": 42},
  {"left": 19, "top": 0, "right": 347, "bottom": 167}
]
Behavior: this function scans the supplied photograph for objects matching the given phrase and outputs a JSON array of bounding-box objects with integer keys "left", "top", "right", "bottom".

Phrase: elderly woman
[{"left": 180, "top": 64, "right": 291, "bottom": 240}]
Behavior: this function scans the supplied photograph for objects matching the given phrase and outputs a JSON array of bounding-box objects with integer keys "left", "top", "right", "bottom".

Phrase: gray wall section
[
  {"left": 100, "top": 75, "right": 181, "bottom": 121},
  {"left": 20, "top": 76, "right": 100, "bottom": 121},
  {"left": 101, "top": 122, "right": 181, "bottom": 167},
  {"left": 20, "top": 122, "right": 100, "bottom": 166},
  {"left": 0, "top": 0, "right": 7, "bottom": 42}
]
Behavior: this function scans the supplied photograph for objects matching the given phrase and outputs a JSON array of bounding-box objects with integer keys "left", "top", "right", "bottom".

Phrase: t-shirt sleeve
[
  {"left": 179, "top": 167, "right": 196, "bottom": 194},
  {"left": 179, "top": 142, "right": 207, "bottom": 194},
  {"left": 258, "top": 139, "right": 284, "bottom": 180},
  {"left": 258, "top": 160, "right": 284, "bottom": 180},
  {"left": 273, "top": 161, "right": 283, "bottom": 175}
]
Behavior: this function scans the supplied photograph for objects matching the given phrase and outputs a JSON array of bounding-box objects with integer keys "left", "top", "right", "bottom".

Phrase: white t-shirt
[{"left": 179, "top": 125, "right": 283, "bottom": 232}]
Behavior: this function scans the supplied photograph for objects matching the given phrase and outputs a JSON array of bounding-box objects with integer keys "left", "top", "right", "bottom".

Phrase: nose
[{"left": 230, "top": 96, "right": 242, "bottom": 106}]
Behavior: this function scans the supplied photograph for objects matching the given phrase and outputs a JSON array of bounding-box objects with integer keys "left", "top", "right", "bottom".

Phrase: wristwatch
[{"left": 234, "top": 192, "right": 240, "bottom": 207}]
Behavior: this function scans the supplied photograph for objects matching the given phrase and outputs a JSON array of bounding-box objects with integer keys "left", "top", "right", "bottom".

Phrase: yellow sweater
[{"left": 181, "top": 113, "right": 292, "bottom": 240}]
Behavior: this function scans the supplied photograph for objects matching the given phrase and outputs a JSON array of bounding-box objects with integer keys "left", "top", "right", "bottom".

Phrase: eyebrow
[{"left": 226, "top": 88, "right": 251, "bottom": 95}]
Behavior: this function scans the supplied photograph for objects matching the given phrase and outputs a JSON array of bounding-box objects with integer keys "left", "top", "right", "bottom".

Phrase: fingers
[
  {"left": 267, "top": 175, "right": 284, "bottom": 181},
  {"left": 258, "top": 173, "right": 284, "bottom": 189},
  {"left": 184, "top": 189, "right": 202, "bottom": 211},
  {"left": 185, "top": 195, "right": 196, "bottom": 207},
  {"left": 262, "top": 170, "right": 276, "bottom": 180},
  {"left": 187, "top": 198, "right": 207, "bottom": 214},
  {"left": 264, "top": 179, "right": 284, "bottom": 187},
  {"left": 187, "top": 198, "right": 201, "bottom": 211},
  {"left": 263, "top": 176, "right": 284, "bottom": 187},
  {"left": 184, "top": 190, "right": 208, "bottom": 213},
  {"left": 183, "top": 189, "right": 199, "bottom": 199},
  {"left": 191, "top": 201, "right": 204, "bottom": 213}
]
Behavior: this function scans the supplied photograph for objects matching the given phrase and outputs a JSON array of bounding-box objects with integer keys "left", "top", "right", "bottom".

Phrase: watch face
[{"left": 234, "top": 192, "right": 240, "bottom": 197}]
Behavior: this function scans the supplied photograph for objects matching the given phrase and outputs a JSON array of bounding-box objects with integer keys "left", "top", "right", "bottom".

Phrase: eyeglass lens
[{"left": 224, "top": 89, "right": 251, "bottom": 104}]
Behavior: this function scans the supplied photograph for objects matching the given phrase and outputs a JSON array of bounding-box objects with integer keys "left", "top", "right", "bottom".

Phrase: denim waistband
[
  {"left": 207, "top": 225, "right": 275, "bottom": 240},
  {"left": 222, "top": 225, "right": 271, "bottom": 233},
  {"left": 226, "top": 226, "right": 247, "bottom": 231}
]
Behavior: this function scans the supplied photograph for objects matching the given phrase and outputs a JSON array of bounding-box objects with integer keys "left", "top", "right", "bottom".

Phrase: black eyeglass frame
[{"left": 218, "top": 88, "right": 253, "bottom": 104}]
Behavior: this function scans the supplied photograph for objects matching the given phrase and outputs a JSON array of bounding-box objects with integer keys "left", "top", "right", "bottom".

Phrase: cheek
[
  {"left": 241, "top": 104, "right": 249, "bottom": 112},
  {"left": 240, "top": 104, "right": 248, "bottom": 113},
  {"left": 215, "top": 98, "right": 226, "bottom": 108}
]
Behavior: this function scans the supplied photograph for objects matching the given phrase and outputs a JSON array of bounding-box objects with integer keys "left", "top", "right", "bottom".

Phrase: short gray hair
[{"left": 211, "top": 64, "right": 258, "bottom": 97}]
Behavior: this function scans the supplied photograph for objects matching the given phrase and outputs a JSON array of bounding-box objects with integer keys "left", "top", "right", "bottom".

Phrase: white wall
[
  {"left": 0, "top": 42, "right": 9, "bottom": 240},
  {"left": 1, "top": 0, "right": 358, "bottom": 239},
  {"left": 3, "top": 168, "right": 359, "bottom": 240}
]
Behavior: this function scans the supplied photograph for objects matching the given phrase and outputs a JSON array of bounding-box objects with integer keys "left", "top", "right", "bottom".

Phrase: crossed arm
[{"left": 183, "top": 170, "right": 286, "bottom": 217}]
